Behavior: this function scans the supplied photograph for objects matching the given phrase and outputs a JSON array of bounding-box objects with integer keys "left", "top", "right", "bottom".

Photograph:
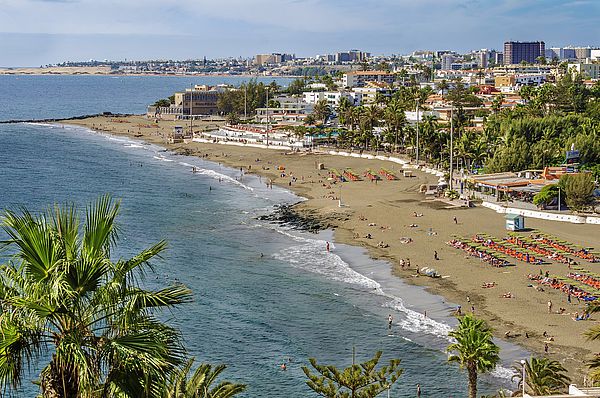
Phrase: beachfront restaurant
[{"left": 466, "top": 172, "right": 551, "bottom": 202}]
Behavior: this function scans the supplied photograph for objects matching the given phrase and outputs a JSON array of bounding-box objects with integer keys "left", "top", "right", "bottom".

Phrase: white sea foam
[
  {"left": 271, "top": 226, "right": 516, "bottom": 381},
  {"left": 152, "top": 155, "right": 174, "bottom": 162},
  {"left": 124, "top": 144, "right": 145, "bottom": 148},
  {"left": 273, "top": 229, "right": 380, "bottom": 289},
  {"left": 26, "top": 122, "right": 56, "bottom": 128}
]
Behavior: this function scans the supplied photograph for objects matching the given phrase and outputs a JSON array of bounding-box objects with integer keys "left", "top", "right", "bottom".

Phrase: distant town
[{"left": 6, "top": 41, "right": 600, "bottom": 79}]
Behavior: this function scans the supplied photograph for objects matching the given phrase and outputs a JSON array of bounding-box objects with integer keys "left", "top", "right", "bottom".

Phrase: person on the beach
[
  {"left": 545, "top": 343, "right": 549, "bottom": 353},
  {"left": 326, "top": 242, "right": 330, "bottom": 252},
  {"left": 453, "top": 216, "right": 458, "bottom": 224},
  {"left": 548, "top": 300, "right": 553, "bottom": 314},
  {"left": 416, "top": 383, "right": 421, "bottom": 397},
  {"left": 434, "top": 251, "right": 439, "bottom": 260},
  {"left": 388, "top": 314, "right": 393, "bottom": 330}
]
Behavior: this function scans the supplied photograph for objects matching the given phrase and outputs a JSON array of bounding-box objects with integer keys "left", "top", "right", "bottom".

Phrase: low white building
[
  {"left": 569, "top": 62, "right": 600, "bottom": 79},
  {"left": 303, "top": 91, "right": 361, "bottom": 107},
  {"left": 255, "top": 95, "right": 313, "bottom": 124}
]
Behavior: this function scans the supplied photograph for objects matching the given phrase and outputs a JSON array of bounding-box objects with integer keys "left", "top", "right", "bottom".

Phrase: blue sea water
[{"left": 0, "top": 75, "right": 524, "bottom": 397}]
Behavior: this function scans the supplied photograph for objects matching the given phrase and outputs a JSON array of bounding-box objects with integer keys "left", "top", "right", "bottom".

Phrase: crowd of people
[
  {"left": 447, "top": 238, "right": 511, "bottom": 267},
  {"left": 532, "top": 234, "right": 599, "bottom": 263},
  {"left": 506, "top": 236, "right": 571, "bottom": 264},
  {"left": 474, "top": 235, "right": 545, "bottom": 265},
  {"left": 527, "top": 273, "right": 598, "bottom": 301}
]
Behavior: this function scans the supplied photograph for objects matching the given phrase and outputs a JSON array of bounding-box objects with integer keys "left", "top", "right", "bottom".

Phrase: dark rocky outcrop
[
  {"left": 0, "top": 112, "right": 135, "bottom": 124},
  {"left": 257, "top": 203, "right": 349, "bottom": 233}
]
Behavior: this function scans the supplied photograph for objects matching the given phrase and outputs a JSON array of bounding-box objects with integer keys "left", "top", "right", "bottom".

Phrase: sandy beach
[{"left": 63, "top": 114, "right": 600, "bottom": 381}]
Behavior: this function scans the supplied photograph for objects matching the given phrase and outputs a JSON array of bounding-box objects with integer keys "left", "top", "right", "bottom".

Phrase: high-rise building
[
  {"left": 503, "top": 41, "right": 545, "bottom": 65},
  {"left": 441, "top": 54, "right": 455, "bottom": 70},
  {"left": 563, "top": 48, "right": 576, "bottom": 59},
  {"left": 476, "top": 51, "right": 488, "bottom": 68},
  {"left": 546, "top": 47, "right": 564, "bottom": 60},
  {"left": 495, "top": 52, "right": 504, "bottom": 65},
  {"left": 573, "top": 47, "right": 592, "bottom": 59}
]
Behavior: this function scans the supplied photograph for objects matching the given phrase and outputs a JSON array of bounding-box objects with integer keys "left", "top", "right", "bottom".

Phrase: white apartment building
[
  {"left": 303, "top": 91, "right": 361, "bottom": 107},
  {"left": 342, "top": 71, "right": 396, "bottom": 88},
  {"left": 568, "top": 62, "right": 600, "bottom": 79}
]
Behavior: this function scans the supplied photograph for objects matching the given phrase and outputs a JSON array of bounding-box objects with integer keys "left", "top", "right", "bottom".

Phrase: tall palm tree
[
  {"left": 384, "top": 100, "right": 406, "bottom": 152},
  {"left": 313, "top": 99, "right": 331, "bottom": 125},
  {"left": 336, "top": 96, "right": 354, "bottom": 128},
  {"left": 163, "top": 358, "right": 246, "bottom": 398},
  {"left": 511, "top": 357, "right": 570, "bottom": 396},
  {"left": 360, "top": 105, "right": 382, "bottom": 150},
  {"left": 447, "top": 314, "right": 500, "bottom": 398},
  {"left": 436, "top": 79, "right": 450, "bottom": 99},
  {"left": 0, "top": 195, "right": 193, "bottom": 397}
]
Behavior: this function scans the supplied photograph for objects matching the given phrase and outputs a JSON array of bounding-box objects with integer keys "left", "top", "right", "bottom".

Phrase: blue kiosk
[{"left": 505, "top": 214, "right": 525, "bottom": 231}]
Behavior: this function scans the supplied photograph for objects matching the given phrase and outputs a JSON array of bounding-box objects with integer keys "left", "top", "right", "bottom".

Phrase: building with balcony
[
  {"left": 342, "top": 71, "right": 396, "bottom": 88},
  {"left": 504, "top": 41, "right": 545, "bottom": 65}
]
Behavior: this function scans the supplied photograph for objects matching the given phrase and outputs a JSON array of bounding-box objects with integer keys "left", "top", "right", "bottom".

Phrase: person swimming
[{"left": 388, "top": 314, "right": 393, "bottom": 330}]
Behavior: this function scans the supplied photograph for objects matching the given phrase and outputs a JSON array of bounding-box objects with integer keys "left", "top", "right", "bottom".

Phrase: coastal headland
[{"left": 62, "top": 114, "right": 600, "bottom": 381}]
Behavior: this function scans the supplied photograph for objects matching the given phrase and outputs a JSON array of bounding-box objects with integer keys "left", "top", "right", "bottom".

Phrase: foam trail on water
[
  {"left": 271, "top": 226, "right": 515, "bottom": 382},
  {"left": 178, "top": 161, "right": 254, "bottom": 191}
]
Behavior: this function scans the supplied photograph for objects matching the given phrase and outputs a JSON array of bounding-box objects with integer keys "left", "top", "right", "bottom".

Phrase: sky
[{"left": 0, "top": 0, "right": 599, "bottom": 66}]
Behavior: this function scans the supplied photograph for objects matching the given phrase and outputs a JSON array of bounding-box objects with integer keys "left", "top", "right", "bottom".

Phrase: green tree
[
  {"left": 154, "top": 99, "right": 172, "bottom": 108},
  {"left": 336, "top": 97, "right": 354, "bottom": 128},
  {"left": 559, "top": 173, "right": 595, "bottom": 211},
  {"left": 313, "top": 99, "right": 332, "bottom": 125},
  {"left": 302, "top": 351, "right": 403, "bottom": 398},
  {"left": 436, "top": 79, "right": 449, "bottom": 98},
  {"left": 383, "top": 99, "right": 407, "bottom": 151},
  {"left": 304, "top": 114, "right": 317, "bottom": 126},
  {"left": 447, "top": 314, "right": 500, "bottom": 398},
  {"left": 226, "top": 112, "right": 240, "bottom": 125},
  {"left": 287, "top": 78, "right": 307, "bottom": 95},
  {"left": 163, "top": 358, "right": 246, "bottom": 398},
  {"left": 511, "top": 357, "right": 570, "bottom": 395},
  {"left": 533, "top": 184, "right": 560, "bottom": 208},
  {"left": 0, "top": 195, "right": 193, "bottom": 397}
]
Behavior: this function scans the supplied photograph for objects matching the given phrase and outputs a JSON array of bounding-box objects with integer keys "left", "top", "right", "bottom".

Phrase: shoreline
[
  {"left": 0, "top": 69, "right": 301, "bottom": 79},
  {"left": 54, "top": 114, "right": 600, "bottom": 382},
  {"left": 53, "top": 121, "right": 525, "bottom": 388}
]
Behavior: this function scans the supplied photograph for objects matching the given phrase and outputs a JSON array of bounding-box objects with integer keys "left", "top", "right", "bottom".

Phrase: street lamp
[
  {"left": 521, "top": 359, "right": 526, "bottom": 397},
  {"left": 265, "top": 87, "right": 270, "bottom": 147},
  {"left": 449, "top": 105, "right": 454, "bottom": 191},
  {"left": 415, "top": 98, "right": 420, "bottom": 166}
]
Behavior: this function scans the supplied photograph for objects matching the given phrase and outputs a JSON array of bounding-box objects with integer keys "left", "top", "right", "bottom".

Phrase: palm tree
[
  {"left": 436, "top": 79, "right": 450, "bottom": 99},
  {"left": 360, "top": 105, "right": 382, "bottom": 150},
  {"left": 0, "top": 195, "right": 193, "bottom": 397},
  {"left": 383, "top": 100, "right": 406, "bottom": 152},
  {"left": 163, "top": 358, "right": 246, "bottom": 398},
  {"left": 511, "top": 357, "right": 570, "bottom": 395},
  {"left": 313, "top": 99, "right": 331, "bottom": 125},
  {"left": 336, "top": 97, "right": 354, "bottom": 128},
  {"left": 447, "top": 314, "right": 500, "bottom": 398}
]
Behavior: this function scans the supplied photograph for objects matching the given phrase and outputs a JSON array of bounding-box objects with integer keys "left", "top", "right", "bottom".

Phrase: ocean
[{"left": 0, "top": 75, "right": 525, "bottom": 397}]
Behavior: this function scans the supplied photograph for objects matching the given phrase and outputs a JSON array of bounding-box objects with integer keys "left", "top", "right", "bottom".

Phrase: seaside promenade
[{"left": 64, "top": 114, "right": 600, "bottom": 381}]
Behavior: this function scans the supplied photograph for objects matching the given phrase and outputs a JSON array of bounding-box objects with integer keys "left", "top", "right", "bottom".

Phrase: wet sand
[{"left": 63, "top": 114, "right": 600, "bottom": 381}]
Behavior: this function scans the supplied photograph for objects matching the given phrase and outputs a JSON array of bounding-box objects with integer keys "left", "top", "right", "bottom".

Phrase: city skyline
[{"left": 1, "top": 0, "right": 599, "bottom": 66}]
